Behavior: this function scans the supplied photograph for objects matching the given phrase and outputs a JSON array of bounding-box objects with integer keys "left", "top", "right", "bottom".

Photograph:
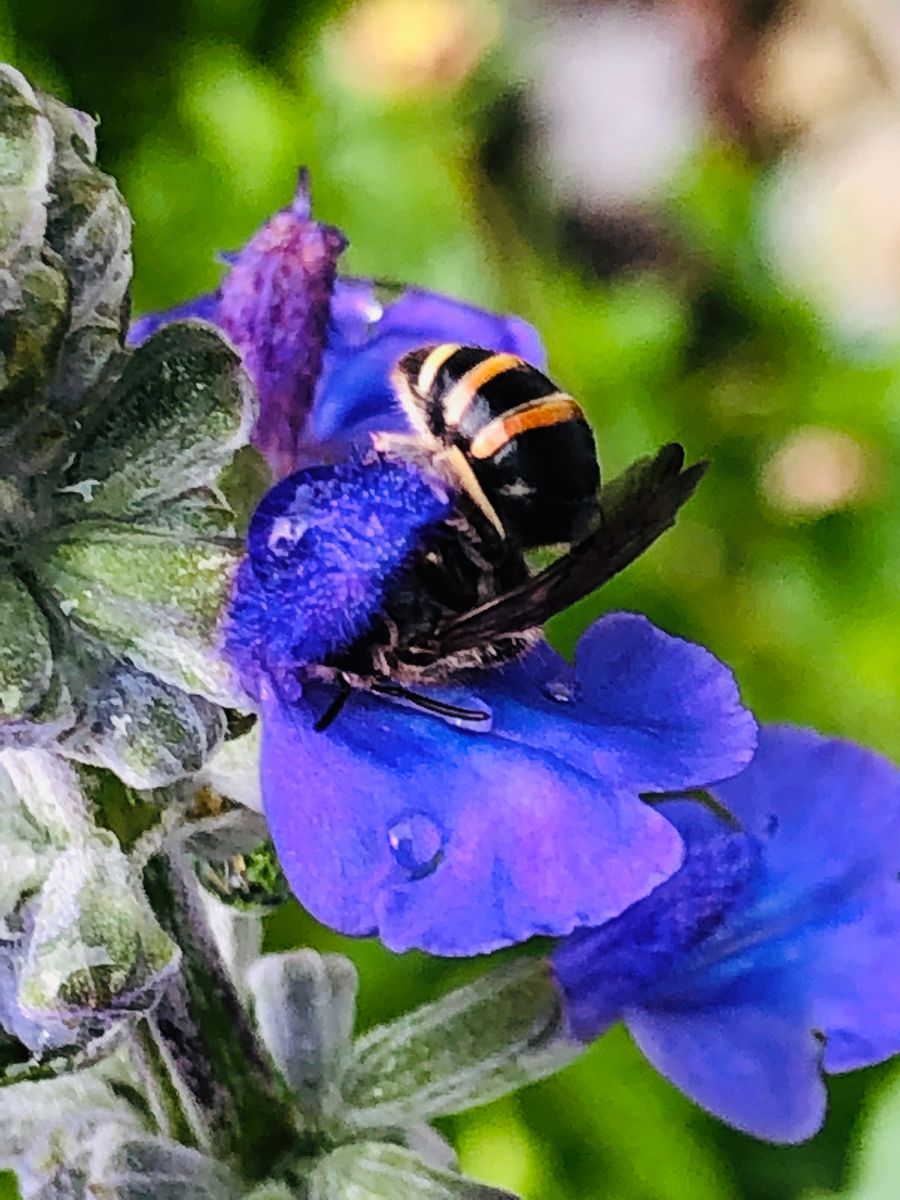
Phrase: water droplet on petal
[
  {"left": 541, "top": 679, "right": 582, "bottom": 705},
  {"left": 387, "top": 812, "right": 444, "bottom": 880}
]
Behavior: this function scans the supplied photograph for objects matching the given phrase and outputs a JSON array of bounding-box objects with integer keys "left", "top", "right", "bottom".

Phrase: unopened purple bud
[{"left": 217, "top": 170, "right": 347, "bottom": 476}]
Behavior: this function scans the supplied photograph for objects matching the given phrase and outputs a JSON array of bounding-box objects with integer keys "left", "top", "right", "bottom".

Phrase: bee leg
[
  {"left": 370, "top": 681, "right": 490, "bottom": 725},
  {"left": 313, "top": 675, "right": 353, "bottom": 733}
]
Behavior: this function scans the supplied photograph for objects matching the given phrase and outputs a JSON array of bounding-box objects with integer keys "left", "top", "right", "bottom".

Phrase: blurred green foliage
[{"left": 2, "top": 0, "right": 899, "bottom": 1197}]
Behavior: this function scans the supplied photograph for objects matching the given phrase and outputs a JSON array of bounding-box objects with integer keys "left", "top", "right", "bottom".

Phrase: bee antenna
[{"left": 371, "top": 682, "right": 490, "bottom": 725}]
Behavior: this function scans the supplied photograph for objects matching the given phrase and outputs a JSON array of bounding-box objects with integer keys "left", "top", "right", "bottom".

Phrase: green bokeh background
[{"left": 2, "top": 0, "right": 900, "bottom": 1197}]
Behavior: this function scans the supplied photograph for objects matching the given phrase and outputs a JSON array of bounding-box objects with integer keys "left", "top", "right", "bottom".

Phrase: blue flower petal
[
  {"left": 309, "top": 283, "right": 546, "bottom": 445},
  {"left": 553, "top": 815, "right": 760, "bottom": 1038},
  {"left": 552, "top": 725, "right": 900, "bottom": 1141},
  {"left": 476, "top": 614, "right": 757, "bottom": 793},
  {"left": 811, "top": 893, "right": 900, "bottom": 1073},
  {"left": 625, "top": 1001, "right": 827, "bottom": 1143},
  {"left": 713, "top": 725, "right": 900, "bottom": 912},
  {"left": 712, "top": 727, "right": 900, "bottom": 1076},
  {"left": 259, "top": 671, "right": 685, "bottom": 956}
]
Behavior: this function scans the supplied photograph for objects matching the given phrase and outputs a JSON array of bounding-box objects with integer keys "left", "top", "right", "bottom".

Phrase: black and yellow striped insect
[
  {"left": 390, "top": 343, "right": 601, "bottom": 549},
  {"left": 312, "top": 344, "right": 705, "bottom": 731}
]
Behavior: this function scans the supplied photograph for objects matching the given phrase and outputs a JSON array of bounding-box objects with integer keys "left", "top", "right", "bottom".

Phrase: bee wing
[{"left": 436, "top": 443, "right": 707, "bottom": 655}]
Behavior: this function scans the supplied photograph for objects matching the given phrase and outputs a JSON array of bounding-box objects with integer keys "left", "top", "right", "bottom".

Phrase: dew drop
[
  {"left": 541, "top": 679, "right": 582, "bottom": 705},
  {"left": 387, "top": 812, "right": 444, "bottom": 880}
]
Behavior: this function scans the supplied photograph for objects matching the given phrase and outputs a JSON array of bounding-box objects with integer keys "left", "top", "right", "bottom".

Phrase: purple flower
[
  {"left": 225, "top": 448, "right": 756, "bottom": 956},
  {"left": 552, "top": 725, "right": 900, "bottom": 1142},
  {"left": 129, "top": 176, "right": 542, "bottom": 472}
]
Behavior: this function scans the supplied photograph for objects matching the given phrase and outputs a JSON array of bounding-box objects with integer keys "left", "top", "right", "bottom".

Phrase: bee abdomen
[{"left": 395, "top": 344, "right": 601, "bottom": 549}]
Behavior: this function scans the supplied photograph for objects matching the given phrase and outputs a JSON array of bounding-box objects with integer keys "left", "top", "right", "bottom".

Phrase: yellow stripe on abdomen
[
  {"left": 441, "top": 352, "right": 524, "bottom": 429},
  {"left": 469, "top": 394, "right": 582, "bottom": 460},
  {"left": 416, "top": 344, "right": 461, "bottom": 399}
]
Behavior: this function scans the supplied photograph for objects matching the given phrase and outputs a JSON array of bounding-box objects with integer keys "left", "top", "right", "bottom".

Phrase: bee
[
  {"left": 260, "top": 345, "right": 705, "bottom": 731},
  {"left": 389, "top": 344, "right": 602, "bottom": 549}
]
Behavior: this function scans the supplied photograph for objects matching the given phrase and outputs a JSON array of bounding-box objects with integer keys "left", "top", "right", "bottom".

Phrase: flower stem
[
  {"left": 141, "top": 845, "right": 298, "bottom": 1182},
  {"left": 130, "top": 1019, "right": 205, "bottom": 1149}
]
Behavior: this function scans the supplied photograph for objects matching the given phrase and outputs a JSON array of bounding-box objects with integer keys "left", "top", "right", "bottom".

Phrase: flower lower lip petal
[
  {"left": 474, "top": 612, "right": 758, "bottom": 794},
  {"left": 625, "top": 1000, "right": 827, "bottom": 1144},
  {"left": 260, "top": 674, "right": 686, "bottom": 956}
]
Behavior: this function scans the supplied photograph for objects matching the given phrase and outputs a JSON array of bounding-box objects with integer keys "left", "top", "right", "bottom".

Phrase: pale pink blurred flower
[
  {"left": 760, "top": 426, "right": 879, "bottom": 517},
  {"left": 526, "top": 4, "right": 705, "bottom": 211},
  {"left": 328, "top": 0, "right": 501, "bottom": 98},
  {"left": 764, "top": 106, "right": 900, "bottom": 342},
  {"left": 756, "top": 1, "right": 877, "bottom": 135}
]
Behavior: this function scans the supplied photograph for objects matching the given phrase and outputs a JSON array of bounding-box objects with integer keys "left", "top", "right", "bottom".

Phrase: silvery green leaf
[
  {"left": 130, "top": 489, "right": 238, "bottom": 540},
  {"left": 0, "top": 1053, "right": 142, "bottom": 1161},
  {"left": 216, "top": 443, "right": 272, "bottom": 532},
  {"left": 87, "top": 1130, "right": 242, "bottom": 1200},
  {"left": 0, "top": 755, "right": 109, "bottom": 1052},
  {"left": 37, "top": 89, "right": 131, "bottom": 411},
  {"left": 197, "top": 889, "right": 262, "bottom": 999},
  {"left": 0, "top": 651, "right": 81, "bottom": 754},
  {"left": 244, "top": 1184, "right": 295, "bottom": 1200},
  {"left": 0, "top": 251, "right": 70, "bottom": 438},
  {"left": 0, "top": 569, "right": 53, "bottom": 720},
  {"left": 6, "top": 1119, "right": 233, "bottom": 1200},
  {"left": 342, "top": 960, "right": 577, "bottom": 1128},
  {"left": 403, "top": 1124, "right": 458, "bottom": 1174},
  {"left": 36, "top": 520, "right": 246, "bottom": 705},
  {"left": 0, "top": 68, "right": 70, "bottom": 449},
  {"left": 0, "top": 747, "right": 91, "bottom": 841},
  {"left": 61, "top": 660, "right": 226, "bottom": 788},
  {"left": 0, "top": 949, "right": 74, "bottom": 1056},
  {"left": 0, "top": 1001, "right": 130, "bottom": 1086},
  {"left": 246, "top": 951, "right": 357, "bottom": 1122},
  {"left": 0, "top": 65, "right": 49, "bottom": 239},
  {"left": 11, "top": 1120, "right": 144, "bottom": 1200},
  {"left": 18, "top": 832, "right": 179, "bottom": 1020},
  {"left": 0, "top": 64, "right": 52, "bottom": 299},
  {"left": 18, "top": 1160, "right": 87, "bottom": 1200},
  {"left": 59, "top": 323, "right": 255, "bottom": 518},
  {"left": 0, "top": 759, "right": 68, "bottom": 930},
  {"left": 307, "top": 1143, "right": 518, "bottom": 1200},
  {"left": 197, "top": 721, "right": 262, "bottom": 812}
]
